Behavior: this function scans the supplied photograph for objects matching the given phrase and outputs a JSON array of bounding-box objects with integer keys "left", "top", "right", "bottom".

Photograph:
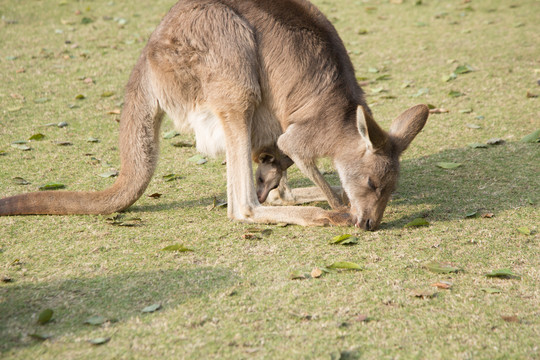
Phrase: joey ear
[
  {"left": 356, "top": 106, "right": 387, "bottom": 152},
  {"left": 258, "top": 153, "right": 275, "bottom": 164},
  {"left": 389, "top": 104, "right": 429, "bottom": 154}
]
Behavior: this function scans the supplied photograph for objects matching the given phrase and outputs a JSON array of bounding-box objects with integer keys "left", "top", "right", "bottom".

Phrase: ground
[{"left": 0, "top": 0, "right": 538, "bottom": 359}]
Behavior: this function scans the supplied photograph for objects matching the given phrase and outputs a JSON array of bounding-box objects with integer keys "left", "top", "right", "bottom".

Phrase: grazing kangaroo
[{"left": 0, "top": 0, "right": 429, "bottom": 230}]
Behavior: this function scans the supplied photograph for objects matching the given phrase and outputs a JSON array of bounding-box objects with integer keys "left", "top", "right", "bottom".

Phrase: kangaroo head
[
  {"left": 335, "top": 104, "right": 429, "bottom": 230},
  {"left": 255, "top": 153, "right": 293, "bottom": 203}
]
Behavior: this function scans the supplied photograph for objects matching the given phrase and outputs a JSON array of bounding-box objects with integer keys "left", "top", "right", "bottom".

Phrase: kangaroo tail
[{"left": 0, "top": 54, "right": 163, "bottom": 216}]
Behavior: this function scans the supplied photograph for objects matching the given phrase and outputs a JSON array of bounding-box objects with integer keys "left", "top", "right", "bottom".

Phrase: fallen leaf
[
  {"left": 188, "top": 154, "right": 207, "bottom": 165},
  {"left": 466, "top": 123, "right": 481, "bottom": 129},
  {"left": 108, "top": 109, "right": 121, "bottom": 115},
  {"left": 486, "top": 138, "right": 505, "bottom": 145},
  {"left": 355, "top": 314, "right": 370, "bottom": 322},
  {"left": 75, "top": 94, "right": 86, "bottom": 100},
  {"left": 436, "top": 162, "right": 462, "bottom": 169},
  {"left": 37, "top": 309, "right": 54, "bottom": 325},
  {"left": 142, "top": 303, "right": 162, "bottom": 313},
  {"left": 326, "top": 261, "right": 363, "bottom": 270},
  {"left": 411, "top": 289, "right": 437, "bottom": 299},
  {"left": 481, "top": 287, "right": 501, "bottom": 294},
  {"left": 241, "top": 233, "right": 261, "bottom": 240},
  {"left": 162, "top": 173, "right": 181, "bottom": 182},
  {"left": 89, "top": 337, "right": 110, "bottom": 345},
  {"left": 38, "top": 183, "right": 66, "bottom": 191},
  {"left": 148, "top": 193, "right": 162, "bottom": 199},
  {"left": 459, "top": 108, "right": 473, "bottom": 114},
  {"left": 442, "top": 73, "right": 457, "bottom": 82},
  {"left": 465, "top": 210, "right": 478, "bottom": 218},
  {"left": 13, "top": 177, "right": 31, "bottom": 185},
  {"left": 429, "top": 108, "right": 449, "bottom": 114},
  {"left": 412, "top": 88, "right": 429, "bottom": 97},
  {"left": 98, "top": 170, "right": 118, "bottom": 178},
  {"left": 100, "top": 91, "right": 115, "bottom": 98},
  {"left": 29, "top": 333, "right": 52, "bottom": 341},
  {"left": 172, "top": 141, "right": 195, "bottom": 147},
  {"left": 87, "top": 137, "right": 100, "bottom": 143},
  {"left": 404, "top": 218, "right": 430, "bottom": 227},
  {"left": 161, "top": 244, "right": 193, "bottom": 252},
  {"left": 7, "top": 106, "right": 23, "bottom": 112},
  {"left": 55, "top": 141, "right": 72, "bottom": 146},
  {"left": 84, "top": 315, "right": 106, "bottom": 326},
  {"left": 501, "top": 315, "right": 519, "bottom": 323},
  {"left": 11, "top": 143, "right": 31, "bottom": 151},
  {"left": 290, "top": 270, "right": 307, "bottom": 280},
  {"left": 311, "top": 268, "right": 323, "bottom": 278},
  {"left": 329, "top": 234, "right": 359, "bottom": 245},
  {"left": 425, "top": 261, "right": 459, "bottom": 274},
  {"left": 517, "top": 227, "right": 531, "bottom": 235},
  {"left": 481, "top": 212, "right": 494, "bottom": 218},
  {"left": 527, "top": 91, "right": 538, "bottom": 98},
  {"left": 33, "top": 98, "right": 50, "bottom": 104},
  {"left": 245, "top": 228, "right": 273, "bottom": 236},
  {"left": 206, "top": 197, "right": 227, "bottom": 210},
  {"left": 81, "top": 17, "right": 94, "bottom": 24},
  {"left": 29, "top": 133, "right": 45, "bottom": 141},
  {"left": 485, "top": 268, "right": 520, "bottom": 279},
  {"left": 57, "top": 121, "right": 68, "bottom": 128},
  {"left": 468, "top": 143, "right": 487, "bottom": 149},
  {"left": 163, "top": 130, "right": 180, "bottom": 139},
  {"left": 105, "top": 214, "right": 142, "bottom": 227},
  {"left": 448, "top": 90, "right": 464, "bottom": 98},
  {"left": 520, "top": 129, "right": 540, "bottom": 143},
  {"left": 454, "top": 64, "right": 474, "bottom": 74},
  {"left": 431, "top": 281, "right": 452, "bottom": 289}
]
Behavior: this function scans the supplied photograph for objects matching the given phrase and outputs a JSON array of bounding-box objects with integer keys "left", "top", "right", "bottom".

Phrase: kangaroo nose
[{"left": 365, "top": 219, "right": 373, "bottom": 231}]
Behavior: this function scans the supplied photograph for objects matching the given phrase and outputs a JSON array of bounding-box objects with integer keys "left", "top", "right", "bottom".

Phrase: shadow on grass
[
  {"left": 0, "top": 267, "right": 237, "bottom": 353},
  {"left": 131, "top": 142, "right": 537, "bottom": 228},
  {"left": 383, "top": 142, "right": 538, "bottom": 228}
]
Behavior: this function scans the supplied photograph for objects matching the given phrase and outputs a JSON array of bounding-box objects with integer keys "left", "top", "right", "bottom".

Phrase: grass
[{"left": 0, "top": 0, "right": 539, "bottom": 358}]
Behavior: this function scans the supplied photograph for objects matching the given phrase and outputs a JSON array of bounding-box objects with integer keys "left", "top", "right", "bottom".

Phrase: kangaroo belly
[{"left": 185, "top": 107, "right": 226, "bottom": 158}]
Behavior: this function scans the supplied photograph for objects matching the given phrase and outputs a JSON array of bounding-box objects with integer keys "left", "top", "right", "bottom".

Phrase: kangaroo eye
[
  {"left": 367, "top": 177, "right": 377, "bottom": 191},
  {"left": 258, "top": 177, "right": 264, "bottom": 184}
]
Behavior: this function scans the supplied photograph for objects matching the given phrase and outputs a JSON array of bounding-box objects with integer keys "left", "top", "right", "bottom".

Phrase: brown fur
[
  {"left": 253, "top": 145, "right": 294, "bottom": 204},
  {"left": 0, "top": 0, "right": 429, "bottom": 230}
]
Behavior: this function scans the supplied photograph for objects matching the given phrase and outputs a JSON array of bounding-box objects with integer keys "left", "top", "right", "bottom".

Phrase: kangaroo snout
[{"left": 354, "top": 216, "right": 377, "bottom": 231}]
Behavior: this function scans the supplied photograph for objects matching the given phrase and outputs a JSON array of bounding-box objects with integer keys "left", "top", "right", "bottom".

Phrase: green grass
[{"left": 0, "top": 0, "right": 539, "bottom": 359}]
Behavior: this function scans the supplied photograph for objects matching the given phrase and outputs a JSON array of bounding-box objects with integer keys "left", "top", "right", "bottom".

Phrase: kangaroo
[
  {"left": 0, "top": 0, "right": 429, "bottom": 230},
  {"left": 253, "top": 146, "right": 294, "bottom": 204},
  {"left": 254, "top": 148, "right": 349, "bottom": 208}
]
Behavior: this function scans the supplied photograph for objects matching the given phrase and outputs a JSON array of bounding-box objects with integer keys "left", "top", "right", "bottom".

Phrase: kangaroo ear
[
  {"left": 258, "top": 153, "right": 275, "bottom": 164},
  {"left": 356, "top": 106, "right": 387, "bottom": 152},
  {"left": 389, "top": 104, "right": 429, "bottom": 154},
  {"left": 280, "top": 155, "right": 294, "bottom": 171}
]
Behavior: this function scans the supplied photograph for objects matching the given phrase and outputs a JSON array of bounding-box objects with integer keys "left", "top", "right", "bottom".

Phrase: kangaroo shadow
[
  {"left": 383, "top": 142, "right": 538, "bottom": 228},
  {"left": 269, "top": 142, "right": 537, "bottom": 229},
  {"left": 128, "top": 142, "right": 537, "bottom": 228},
  {"left": 0, "top": 267, "right": 237, "bottom": 353}
]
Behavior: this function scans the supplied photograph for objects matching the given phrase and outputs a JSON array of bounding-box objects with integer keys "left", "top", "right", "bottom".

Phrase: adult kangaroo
[{"left": 0, "top": 0, "right": 429, "bottom": 230}]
